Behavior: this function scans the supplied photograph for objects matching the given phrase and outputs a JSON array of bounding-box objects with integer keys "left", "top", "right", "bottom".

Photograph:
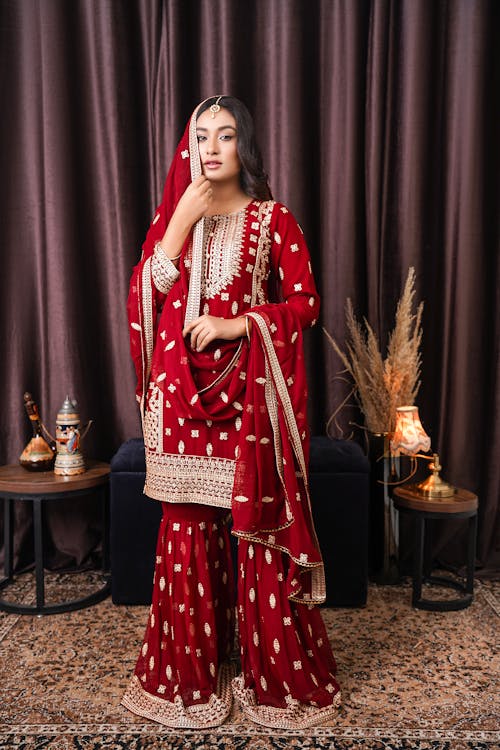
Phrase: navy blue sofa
[{"left": 110, "top": 436, "right": 369, "bottom": 607}]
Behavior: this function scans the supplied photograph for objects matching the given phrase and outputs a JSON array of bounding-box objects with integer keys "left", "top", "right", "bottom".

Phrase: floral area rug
[{"left": 0, "top": 571, "right": 498, "bottom": 749}]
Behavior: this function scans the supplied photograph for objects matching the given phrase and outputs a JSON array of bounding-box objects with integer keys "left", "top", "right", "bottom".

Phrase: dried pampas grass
[{"left": 324, "top": 267, "right": 423, "bottom": 435}]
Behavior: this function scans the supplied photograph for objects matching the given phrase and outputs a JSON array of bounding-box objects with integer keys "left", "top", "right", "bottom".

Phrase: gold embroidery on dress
[
  {"left": 122, "top": 663, "right": 235, "bottom": 728},
  {"left": 184, "top": 106, "right": 205, "bottom": 327},
  {"left": 144, "top": 450, "right": 235, "bottom": 508},
  {"left": 141, "top": 258, "right": 154, "bottom": 408},
  {"left": 251, "top": 201, "right": 275, "bottom": 306},
  {"left": 151, "top": 243, "right": 180, "bottom": 294},
  {"left": 232, "top": 674, "right": 341, "bottom": 729},
  {"left": 144, "top": 384, "right": 163, "bottom": 453},
  {"left": 201, "top": 211, "right": 246, "bottom": 299}
]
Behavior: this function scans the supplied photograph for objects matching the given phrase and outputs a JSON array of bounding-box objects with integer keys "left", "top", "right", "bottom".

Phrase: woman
[{"left": 122, "top": 95, "right": 341, "bottom": 729}]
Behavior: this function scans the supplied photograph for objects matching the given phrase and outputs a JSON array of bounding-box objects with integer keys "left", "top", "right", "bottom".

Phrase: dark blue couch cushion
[
  {"left": 309, "top": 436, "right": 369, "bottom": 474},
  {"left": 110, "top": 437, "right": 145, "bottom": 472},
  {"left": 110, "top": 436, "right": 369, "bottom": 607}
]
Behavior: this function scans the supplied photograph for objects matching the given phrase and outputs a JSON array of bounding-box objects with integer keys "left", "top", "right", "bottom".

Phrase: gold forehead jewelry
[{"left": 209, "top": 96, "right": 223, "bottom": 118}]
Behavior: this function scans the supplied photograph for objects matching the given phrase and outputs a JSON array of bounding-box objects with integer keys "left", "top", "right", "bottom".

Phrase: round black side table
[
  {"left": 0, "top": 461, "right": 110, "bottom": 615},
  {"left": 393, "top": 485, "right": 478, "bottom": 611}
]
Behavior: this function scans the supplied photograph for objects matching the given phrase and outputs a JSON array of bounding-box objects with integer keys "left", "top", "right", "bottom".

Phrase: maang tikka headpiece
[{"left": 209, "top": 96, "right": 223, "bottom": 118}]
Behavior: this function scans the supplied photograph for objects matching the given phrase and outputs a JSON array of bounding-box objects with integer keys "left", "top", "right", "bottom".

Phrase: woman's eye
[
  {"left": 219, "top": 135, "right": 233, "bottom": 141},
  {"left": 197, "top": 135, "right": 206, "bottom": 142}
]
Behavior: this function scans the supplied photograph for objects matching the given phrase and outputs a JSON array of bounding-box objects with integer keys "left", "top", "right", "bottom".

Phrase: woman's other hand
[{"left": 182, "top": 315, "right": 247, "bottom": 352}]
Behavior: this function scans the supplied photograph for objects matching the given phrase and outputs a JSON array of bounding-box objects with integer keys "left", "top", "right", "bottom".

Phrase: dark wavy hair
[{"left": 197, "top": 96, "right": 272, "bottom": 201}]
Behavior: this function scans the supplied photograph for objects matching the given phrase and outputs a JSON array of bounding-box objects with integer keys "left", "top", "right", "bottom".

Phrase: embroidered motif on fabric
[
  {"left": 201, "top": 211, "right": 246, "bottom": 299},
  {"left": 144, "top": 384, "right": 163, "bottom": 453},
  {"left": 231, "top": 674, "right": 341, "bottom": 729},
  {"left": 141, "top": 258, "right": 154, "bottom": 414},
  {"left": 151, "top": 243, "right": 181, "bottom": 294},
  {"left": 144, "top": 450, "right": 235, "bottom": 508},
  {"left": 251, "top": 201, "right": 275, "bottom": 306},
  {"left": 183, "top": 106, "right": 204, "bottom": 326},
  {"left": 121, "top": 664, "right": 235, "bottom": 729}
]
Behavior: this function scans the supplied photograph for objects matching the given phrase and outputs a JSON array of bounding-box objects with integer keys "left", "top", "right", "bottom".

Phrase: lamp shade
[{"left": 390, "top": 406, "right": 431, "bottom": 456}]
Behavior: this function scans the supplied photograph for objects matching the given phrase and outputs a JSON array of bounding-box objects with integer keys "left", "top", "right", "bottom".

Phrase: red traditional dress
[{"left": 122, "top": 98, "right": 341, "bottom": 729}]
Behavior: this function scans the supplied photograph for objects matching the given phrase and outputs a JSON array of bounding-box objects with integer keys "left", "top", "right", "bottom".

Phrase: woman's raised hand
[
  {"left": 159, "top": 176, "right": 213, "bottom": 259},
  {"left": 183, "top": 315, "right": 247, "bottom": 352},
  {"left": 172, "top": 175, "right": 213, "bottom": 229}
]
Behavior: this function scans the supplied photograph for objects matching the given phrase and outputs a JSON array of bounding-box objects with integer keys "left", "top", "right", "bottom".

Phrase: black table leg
[
  {"left": 33, "top": 497, "right": 45, "bottom": 610},
  {"left": 3, "top": 497, "right": 13, "bottom": 580},
  {"left": 423, "top": 518, "right": 433, "bottom": 579},
  {"left": 413, "top": 514, "right": 425, "bottom": 607},
  {"left": 466, "top": 514, "right": 477, "bottom": 596},
  {"left": 102, "top": 484, "right": 110, "bottom": 573}
]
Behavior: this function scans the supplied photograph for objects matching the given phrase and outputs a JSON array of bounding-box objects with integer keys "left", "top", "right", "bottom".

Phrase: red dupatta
[{"left": 232, "top": 302, "right": 325, "bottom": 604}]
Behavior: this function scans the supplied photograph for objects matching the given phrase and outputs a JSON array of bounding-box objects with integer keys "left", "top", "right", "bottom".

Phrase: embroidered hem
[
  {"left": 231, "top": 674, "right": 341, "bottom": 730},
  {"left": 144, "top": 451, "right": 235, "bottom": 508},
  {"left": 121, "top": 663, "right": 234, "bottom": 729}
]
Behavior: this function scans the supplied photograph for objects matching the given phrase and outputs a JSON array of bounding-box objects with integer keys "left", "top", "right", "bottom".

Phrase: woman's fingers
[
  {"left": 174, "top": 177, "right": 213, "bottom": 226},
  {"left": 192, "top": 324, "right": 212, "bottom": 351},
  {"left": 191, "top": 175, "right": 212, "bottom": 196},
  {"left": 182, "top": 315, "right": 242, "bottom": 351},
  {"left": 195, "top": 329, "right": 212, "bottom": 351},
  {"left": 197, "top": 178, "right": 213, "bottom": 208},
  {"left": 183, "top": 316, "right": 217, "bottom": 351}
]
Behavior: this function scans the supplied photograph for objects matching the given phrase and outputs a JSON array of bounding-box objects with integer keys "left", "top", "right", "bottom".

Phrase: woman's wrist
[
  {"left": 224, "top": 317, "right": 247, "bottom": 341},
  {"left": 157, "top": 239, "right": 182, "bottom": 262},
  {"left": 160, "top": 216, "right": 192, "bottom": 260},
  {"left": 156, "top": 242, "right": 181, "bottom": 262},
  {"left": 237, "top": 316, "right": 251, "bottom": 340}
]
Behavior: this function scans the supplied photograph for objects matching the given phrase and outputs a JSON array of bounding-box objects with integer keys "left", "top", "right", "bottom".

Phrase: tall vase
[{"left": 367, "top": 432, "right": 401, "bottom": 584}]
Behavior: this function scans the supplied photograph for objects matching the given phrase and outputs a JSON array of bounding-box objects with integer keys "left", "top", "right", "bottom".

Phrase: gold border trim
[
  {"left": 232, "top": 674, "right": 341, "bottom": 730},
  {"left": 122, "top": 664, "right": 234, "bottom": 729}
]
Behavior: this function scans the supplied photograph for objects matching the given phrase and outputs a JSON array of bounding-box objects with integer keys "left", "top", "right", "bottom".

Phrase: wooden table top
[
  {"left": 0, "top": 460, "right": 110, "bottom": 496},
  {"left": 393, "top": 484, "right": 478, "bottom": 514}
]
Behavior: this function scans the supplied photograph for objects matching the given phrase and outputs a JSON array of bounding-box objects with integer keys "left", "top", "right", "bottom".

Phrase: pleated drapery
[{"left": 0, "top": 0, "right": 498, "bottom": 573}]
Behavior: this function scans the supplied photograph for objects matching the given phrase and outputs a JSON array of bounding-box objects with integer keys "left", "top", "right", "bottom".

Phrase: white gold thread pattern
[
  {"left": 141, "top": 258, "right": 154, "bottom": 411},
  {"left": 251, "top": 201, "right": 275, "bottom": 306},
  {"left": 151, "top": 244, "right": 181, "bottom": 294},
  {"left": 121, "top": 663, "right": 235, "bottom": 728},
  {"left": 231, "top": 673, "right": 341, "bottom": 729},
  {"left": 202, "top": 213, "right": 246, "bottom": 299},
  {"left": 184, "top": 102, "right": 205, "bottom": 326},
  {"left": 144, "top": 450, "right": 235, "bottom": 508}
]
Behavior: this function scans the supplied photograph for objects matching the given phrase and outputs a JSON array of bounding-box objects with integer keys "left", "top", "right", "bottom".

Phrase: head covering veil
[{"left": 139, "top": 95, "right": 226, "bottom": 327}]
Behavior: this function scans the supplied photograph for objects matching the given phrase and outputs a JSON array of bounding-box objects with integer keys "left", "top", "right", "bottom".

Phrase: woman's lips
[{"left": 204, "top": 161, "right": 222, "bottom": 169}]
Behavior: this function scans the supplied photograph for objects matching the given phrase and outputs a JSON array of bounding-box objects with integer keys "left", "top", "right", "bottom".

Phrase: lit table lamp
[{"left": 390, "top": 406, "right": 455, "bottom": 498}]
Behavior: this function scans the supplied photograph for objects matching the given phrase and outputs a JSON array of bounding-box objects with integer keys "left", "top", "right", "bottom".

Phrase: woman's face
[{"left": 196, "top": 107, "right": 241, "bottom": 184}]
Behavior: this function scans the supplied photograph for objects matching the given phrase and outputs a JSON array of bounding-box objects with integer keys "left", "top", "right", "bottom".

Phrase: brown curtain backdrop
[{"left": 0, "top": 0, "right": 498, "bottom": 574}]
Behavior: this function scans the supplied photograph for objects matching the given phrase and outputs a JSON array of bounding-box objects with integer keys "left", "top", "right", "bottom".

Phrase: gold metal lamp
[{"left": 390, "top": 406, "right": 456, "bottom": 499}]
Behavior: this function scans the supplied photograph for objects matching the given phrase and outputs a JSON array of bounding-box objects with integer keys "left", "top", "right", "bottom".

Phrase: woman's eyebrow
[{"left": 196, "top": 125, "right": 237, "bottom": 132}]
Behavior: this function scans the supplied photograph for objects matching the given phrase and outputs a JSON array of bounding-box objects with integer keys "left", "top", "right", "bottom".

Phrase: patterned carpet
[{"left": 0, "top": 571, "right": 498, "bottom": 750}]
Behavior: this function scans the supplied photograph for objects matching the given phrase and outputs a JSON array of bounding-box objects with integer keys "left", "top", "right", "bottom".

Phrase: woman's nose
[{"left": 206, "top": 138, "right": 219, "bottom": 155}]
